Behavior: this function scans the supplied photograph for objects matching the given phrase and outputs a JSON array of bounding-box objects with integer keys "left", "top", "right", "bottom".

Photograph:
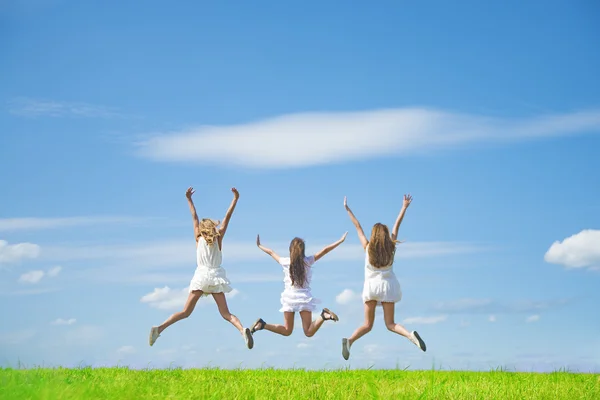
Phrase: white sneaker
[
  {"left": 243, "top": 328, "right": 254, "bottom": 349},
  {"left": 342, "top": 338, "right": 351, "bottom": 360},
  {"left": 409, "top": 331, "right": 426, "bottom": 352},
  {"left": 149, "top": 326, "right": 160, "bottom": 346}
]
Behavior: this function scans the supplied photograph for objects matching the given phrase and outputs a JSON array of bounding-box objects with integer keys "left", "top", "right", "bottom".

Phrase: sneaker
[
  {"left": 342, "top": 338, "right": 351, "bottom": 360},
  {"left": 243, "top": 328, "right": 254, "bottom": 350},
  {"left": 149, "top": 326, "right": 160, "bottom": 346},
  {"left": 409, "top": 331, "right": 426, "bottom": 352}
]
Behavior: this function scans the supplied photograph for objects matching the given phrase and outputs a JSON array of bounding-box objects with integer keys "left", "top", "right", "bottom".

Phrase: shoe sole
[
  {"left": 342, "top": 338, "right": 350, "bottom": 360},
  {"left": 245, "top": 328, "right": 254, "bottom": 350},
  {"left": 413, "top": 331, "right": 426, "bottom": 352},
  {"left": 323, "top": 308, "right": 339, "bottom": 322},
  {"left": 250, "top": 318, "right": 263, "bottom": 334},
  {"left": 149, "top": 328, "right": 157, "bottom": 346}
]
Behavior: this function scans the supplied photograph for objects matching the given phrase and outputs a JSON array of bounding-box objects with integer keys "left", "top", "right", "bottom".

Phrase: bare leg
[
  {"left": 382, "top": 302, "right": 410, "bottom": 338},
  {"left": 300, "top": 308, "right": 337, "bottom": 337},
  {"left": 212, "top": 292, "right": 244, "bottom": 333},
  {"left": 158, "top": 290, "right": 203, "bottom": 334},
  {"left": 348, "top": 301, "right": 376, "bottom": 347},
  {"left": 263, "top": 312, "right": 295, "bottom": 336}
]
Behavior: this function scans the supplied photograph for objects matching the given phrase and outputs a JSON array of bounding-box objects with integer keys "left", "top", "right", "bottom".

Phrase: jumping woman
[
  {"left": 148, "top": 187, "right": 254, "bottom": 349},
  {"left": 341, "top": 195, "right": 426, "bottom": 360},
  {"left": 250, "top": 233, "right": 347, "bottom": 339}
]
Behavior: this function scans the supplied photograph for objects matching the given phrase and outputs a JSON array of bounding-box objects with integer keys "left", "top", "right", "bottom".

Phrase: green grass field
[{"left": 1, "top": 367, "right": 598, "bottom": 399}]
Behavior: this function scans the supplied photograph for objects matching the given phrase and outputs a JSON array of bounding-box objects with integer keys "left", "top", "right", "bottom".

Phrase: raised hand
[
  {"left": 344, "top": 196, "right": 349, "bottom": 210},
  {"left": 186, "top": 187, "right": 195, "bottom": 199},
  {"left": 231, "top": 187, "right": 240, "bottom": 199},
  {"left": 256, "top": 234, "right": 261, "bottom": 247},
  {"left": 340, "top": 231, "right": 348, "bottom": 242},
  {"left": 403, "top": 194, "right": 413, "bottom": 208}
]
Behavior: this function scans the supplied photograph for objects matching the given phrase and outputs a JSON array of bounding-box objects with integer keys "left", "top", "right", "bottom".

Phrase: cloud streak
[
  {"left": 8, "top": 97, "right": 123, "bottom": 118},
  {"left": 402, "top": 315, "right": 448, "bottom": 325},
  {"left": 0, "top": 240, "right": 40, "bottom": 265},
  {"left": 140, "top": 286, "right": 240, "bottom": 310},
  {"left": 136, "top": 107, "right": 600, "bottom": 168},
  {"left": 544, "top": 229, "right": 600, "bottom": 270},
  {"left": 431, "top": 298, "right": 571, "bottom": 314},
  {"left": 0, "top": 216, "right": 151, "bottom": 232}
]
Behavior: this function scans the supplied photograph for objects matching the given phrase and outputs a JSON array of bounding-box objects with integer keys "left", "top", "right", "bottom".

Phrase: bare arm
[
  {"left": 256, "top": 235, "right": 281, "bottom": 264},
  {"left": 344, "top": 197, "right": 368, "bottom": 249},
  {"left": 218, "top": 187, "right": 239, "bottom": 238},
  {"left": 186, "top": 187, "right": 200, "bottom": 240},
  {"left": 314, "top": 232, "right": 348, "bottom": 261},
  {"left": 391, "top": 194, "right": 412, "bottom": 241}
]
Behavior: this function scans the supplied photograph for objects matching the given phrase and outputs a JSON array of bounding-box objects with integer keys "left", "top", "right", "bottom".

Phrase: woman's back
[{"left": 196, "top": 236, "right": 223, "bottom": 269}]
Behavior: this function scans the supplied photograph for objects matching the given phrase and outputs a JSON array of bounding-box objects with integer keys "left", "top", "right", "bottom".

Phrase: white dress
[
  {"left": 278, "top": 255, "right": 320, "bottom": 313},
  {"left": 188, "top": 237, "right": 233, "bottom": 296},
  {"left": 362, "top": 244, "right": 402, "bottom": 304}
]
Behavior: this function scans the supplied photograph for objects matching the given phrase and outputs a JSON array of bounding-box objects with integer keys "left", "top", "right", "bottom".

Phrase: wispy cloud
[
  {"left": 526, "top": 315, "right": 540, "bottom": 323},
  {"left": 0, "top": 216, "right": 151, "bottom": 232},
  {"left": 17, "top": 266, "right": 62, "bottom": 284},
  {"left": 0, "top": 329, "right": 36, "bottom": 345},
  {"left": 52, "top": 318, "right": 76, "bottom": 326},
  {"left": 488, "top": 315, "right": 496, "bottom": 323},
  {"left": 0, "top": 287, "right": 60, "bottom": 296},
  {"left": 18, "top": 270, "right": 45, "bottom": 284},
  {"left": 402, "top": 315, "right": 448, "bottom": 325},
  {"left": 117, "top": 345, "right": 136, "bottom": 355},
  {"left": 140, "top": 286, "right": 240, "bottom": 311},
  {"left": 8, "top": 97, "right": 123, "bottom": 118},
  {"left": 431, "top": 298, "right": 571, "bottom": 314},
  {"left": 544, "top": 229, "right": 600, "bottom": 270},
  {"left": 335, "top": 288, "right": 361, "bottom": 305},
  {"left": 0, "top": 240, "right": 40, "bottom": 265},
  {"left": 136, "top": 107, "right": 600, "bottom": 168}
]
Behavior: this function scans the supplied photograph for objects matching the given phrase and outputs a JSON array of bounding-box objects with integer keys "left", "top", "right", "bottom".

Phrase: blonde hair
[
  {"left": 198, "top": 218, "right": 220, "bottom": 245},
  {"left": 368, "top": 223, "right": 399, "bottom": 268},
  {"left": 289, "top": 237, "right": 307, "bottom": 288}
]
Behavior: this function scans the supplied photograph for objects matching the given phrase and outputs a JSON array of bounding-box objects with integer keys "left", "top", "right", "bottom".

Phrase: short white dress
[
  {"left": 188, "top": 236, "right": 233, "bottom": 297},
  {"left": 278, "top": 255, "right": 321, "bottom": 313},
  {"left": 362, "top": 244, "right": 402, "bottom": 304}
]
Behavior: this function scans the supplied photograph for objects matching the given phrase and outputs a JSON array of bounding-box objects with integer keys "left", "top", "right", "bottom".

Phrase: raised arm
[
  {"left": 186, "top": 187, "right": 200, "bottom": 240},
  {"left": 218, "top": 187, "right": 240, "bottom": 239},
  {"left": 344, "top": 197, "right": 368, "bottom": 249},
  {"left": 391, "top": 194, "right": 412, "bottom": 241},
  {"left": 314, "top": 232, "right": 347, "bottom": 261},
  {"left": 256, "top": 234, "right": 281, "bottom": 264}
]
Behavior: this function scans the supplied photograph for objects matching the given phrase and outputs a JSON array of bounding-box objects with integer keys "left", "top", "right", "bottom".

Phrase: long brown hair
[
  {"left": 289, "top": 237, "right": 307, "bottom": 288},
  {"left": 368, "top": 223, "right": 398, "bottom": 268},
  {"left": 198, "top": 218, "right": 220, "bottom": 246}
]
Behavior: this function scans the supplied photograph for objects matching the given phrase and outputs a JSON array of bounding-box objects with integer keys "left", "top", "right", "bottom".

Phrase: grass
[{"left": 1, "top": 367, "right": 598, "bottom": 399}]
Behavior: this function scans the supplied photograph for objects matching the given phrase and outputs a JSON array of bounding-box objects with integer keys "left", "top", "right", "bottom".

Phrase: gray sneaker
[
  {"left": 243, "top": 328, "right": 254, "bottom": 349},
  {"left": 149, "top": 326, "right": 160, "bottom": 346},
  {"left": 342, "top": 338, "right": 351, "bottom": 360}
]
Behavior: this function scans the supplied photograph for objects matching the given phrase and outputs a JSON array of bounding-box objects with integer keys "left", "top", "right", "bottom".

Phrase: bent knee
[
  {"left": 365, "top": 323, "right": 374, "bottom": 331},
  {"left": 386, "top": 322, "right": 396, "bottom": 331},
  {"left": 181, "top": 310, "right": 192, "bottom": 319},
  {"left": 304, "top": 330, "right": 314, "bottom": 338},
  {"left": 220, "top": 311, "right": 232, "bottom": 320}
]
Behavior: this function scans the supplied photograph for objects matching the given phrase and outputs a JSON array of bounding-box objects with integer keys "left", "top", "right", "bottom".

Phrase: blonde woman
[
  {"left": 149, "top": 187, "right": 254, "bottom": 349},
  {"left": 341, "top": 195, "right": 426, "bottom": 360}
]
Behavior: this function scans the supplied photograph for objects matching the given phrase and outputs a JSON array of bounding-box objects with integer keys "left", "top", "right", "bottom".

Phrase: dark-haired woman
[{"left": 250, "top": 233, "right": 346, "bottom": 338}]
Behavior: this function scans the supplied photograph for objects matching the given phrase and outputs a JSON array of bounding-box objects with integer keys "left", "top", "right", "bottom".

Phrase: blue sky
[{"left": 1, "top": 0, "right": 599, "bottom": 372}]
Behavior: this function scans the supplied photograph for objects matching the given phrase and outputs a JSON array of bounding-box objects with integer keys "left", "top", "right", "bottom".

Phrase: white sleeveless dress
[
  {"left": 362, "top": 244, "right": 402, "bottom": 304},
  {"left": 188, "top": 237, "right": 233, "bottom": 296},
  {"left": 278, "top": 255, "right": 321, "bottom": 313}
]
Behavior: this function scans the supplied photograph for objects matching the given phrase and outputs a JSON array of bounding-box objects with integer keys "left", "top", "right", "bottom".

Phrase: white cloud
[
  {"left": 47, "top": 266, "right": 62, "bottom": 277},
  {"left": 0, "top": 329, "right": 36, "bottom": 345},
  {"left": 0, "top": 216, "right": 149, "bottom": 232},
  {"left": 489, "top": 315, "right": 496, "bottom": 323},
  {"left": 0, "top": 240, "right": 40, "bottom": 264},
  {"left": 402, "top": 315, "right": 448, "bottom": 325},
  {"left": 544, "top": 229, "right": 600, "bottom": 270},
  {"left": 117, "top": 345, "right": 136, "bottom": 355},
  {"left": 8, "top": 97, "right": 122, "bottom": 118},
  {"left": 335, "top": 289, "right": 361, "bottom": 305},
  {"left": 52, "top": 318, "right": 76, "bottom": 326},
  {"left": 297, "top": 343, "right": 310, "bottom": 349},
  {"left": 526, "top": 315, "right": 540, "bottom": 323},
  {"left": 432, "top": 298, "right": 570, "bottom": 314},
  {"left": 140, "top": 287, "right": 240, "bottom": 311},
  {"left": 18, "top": 270, "right": 45, "bottom": 284},
  {"left": 135, "top": 107, "right": 600, "bottom": 168}
]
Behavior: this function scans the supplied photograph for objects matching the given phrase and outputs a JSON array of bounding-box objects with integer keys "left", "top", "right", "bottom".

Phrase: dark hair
[{"left": 289, "top": 237, "right": 307, "bottom": 288}]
